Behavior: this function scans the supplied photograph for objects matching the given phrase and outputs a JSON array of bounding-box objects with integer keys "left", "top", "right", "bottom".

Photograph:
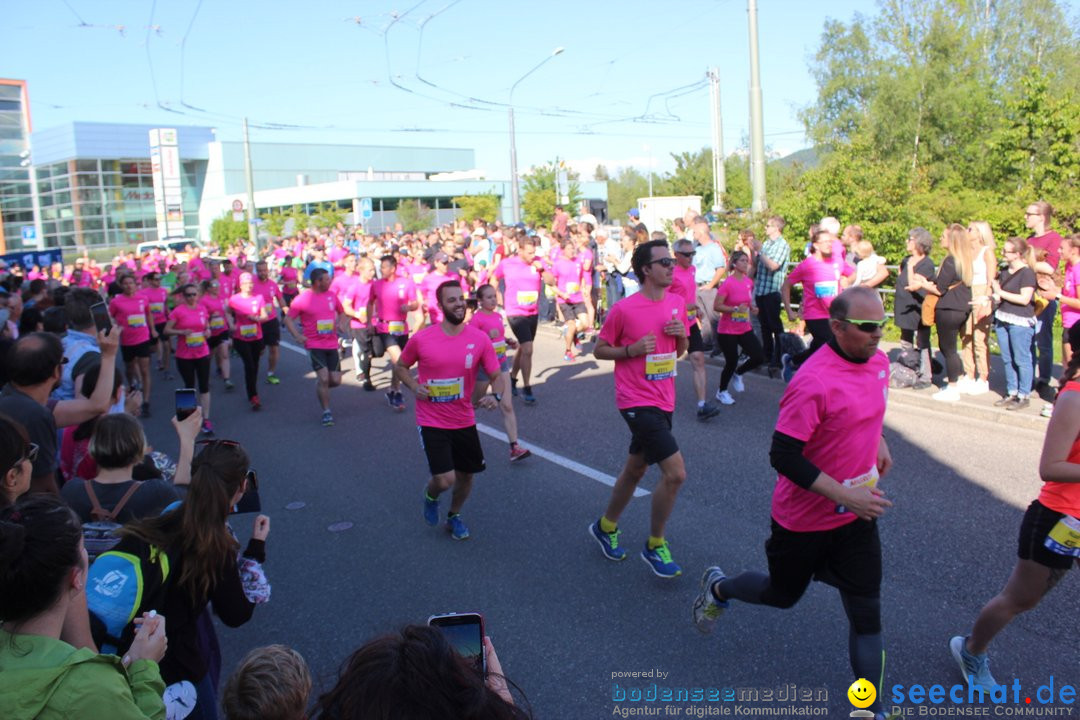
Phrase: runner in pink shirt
[
  {"left": 199, "top": 278, "right": 234, "bottom": 392},
  {"left": 165, "top": 283, "right": 215, "bottom": 435},
  {"left": 139, "top": 272, "right": 172, "bottom": 380},
  {"left": 421, "top": 254, "right": 457, "bottom": 326},
  {"left": 284, "top": 268, "right": 346, "bottom": 426},
  {"left": 712, "top": 251, "right": 765, "bottom": 405},
  {"left": 109, "top": 274, "right": 156, "bottom": 417},
  {"left": 253, "top": 261, "right": 286, "bottom": 385},
  {"left": 494, "top": 237, "right": 551, "bottom": 404},
  {"left": 589, "top": 239, "right": 690, "bottom": 579},
  {"left": 550, "top": 239, "right": 591, "bottom": 362},
  {"left": 280, "top": 260, "right": 300, "bottom": 307},
  {"left": 228, "top": 273, "right": 272, "bottom": 410},
  {"left": 341, "top": 257, "right": 377, "bottom": 390},
  {"left": 671, "top": 238, "right": 719, "bottom": 420},
  {"left": 782, "top": 229, "right": 855, "bottom": 377},
  {"left": 395, "top": 279, "right": 502, "bottom": 541},
  {"left": 693, "top": 287, "right": 893, "bottom": 719},
  {"left": 367, "top": 255, "right": 421, "bottom": 411},
  {"left": 468, "top": 283, "right": 530, "bottom": 463}
]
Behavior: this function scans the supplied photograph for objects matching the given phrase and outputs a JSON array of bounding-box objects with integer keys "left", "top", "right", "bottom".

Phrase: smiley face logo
[{"left": 847, "top": 678, "right": 876, "bottom": 708}]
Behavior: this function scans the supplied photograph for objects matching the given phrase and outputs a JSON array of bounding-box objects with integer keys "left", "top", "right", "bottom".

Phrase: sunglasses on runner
[
  {"left": 675, "top": 251, "right": 696, "bottom": 258},
  {"left": 9, "top": 442, "right": 39, "bottom": 472},
  {"left": 646, "top": 258, "right": 676, "bottom": 269},
  {"left": 841, "top": 318, "right": 888, "bottom": 333}
]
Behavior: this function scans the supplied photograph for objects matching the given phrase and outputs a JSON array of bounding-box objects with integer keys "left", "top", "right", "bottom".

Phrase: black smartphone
[
  {"left": 465, "top": 296, "right": 479, "bottom": 310},
  {"left": 428, "top": 612, "right": 485, "bottom": 674},
  {"left": 175, "top": 388, "right": 198, "bottom": 421},
  {"left": 231, "top": 468, "right": 261, "bottom": 514},
  {"left": 90, "top": 301, "right": 112, "bottom": 333}
]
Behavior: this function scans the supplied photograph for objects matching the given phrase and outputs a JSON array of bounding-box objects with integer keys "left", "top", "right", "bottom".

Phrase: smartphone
[
  {"left": 175, "top": 388, "right": 198, "bottom": 421},
  {"left": 428, "top": 612, "right": 485, "bottom": 674},
  {"left": 231, "top": 469, "right": 261, "bottom": 514},
  {"left": 90, "top": 302, "right": 112, "bottom": 333}
]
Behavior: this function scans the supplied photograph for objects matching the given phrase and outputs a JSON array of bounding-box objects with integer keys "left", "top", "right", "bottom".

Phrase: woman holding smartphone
[{"left": 166, "top": 283, "right": 214, "bottom": 435}]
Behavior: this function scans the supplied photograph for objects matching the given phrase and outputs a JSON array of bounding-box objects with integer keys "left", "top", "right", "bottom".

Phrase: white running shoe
[
  {"left": 717, "top": 390, "right": 735, "bottom": 405},
  {"left": 731, "top": 373, "right": 745, "bottom": 393},
  {"left": 965, "top": 379, "right": 990, "bottom": 395},
  {"left": 933, "top": 385, "right": 961, "bottom": 402}
]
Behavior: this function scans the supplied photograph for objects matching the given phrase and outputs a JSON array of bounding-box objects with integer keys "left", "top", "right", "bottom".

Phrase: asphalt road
[{"left": 139, "top": 329, "right": 1079, "bottom": 718}]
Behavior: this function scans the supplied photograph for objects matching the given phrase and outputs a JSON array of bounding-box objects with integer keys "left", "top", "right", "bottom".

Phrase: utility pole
[
  {"left": 707, "top": 67, "right": 725, "bottom": 213},
  {"left": 242, "top": 117, "right": 260, "bottom": 254},
  {"left": 747, "top": 0, "right": 767, "bottom": 213}
]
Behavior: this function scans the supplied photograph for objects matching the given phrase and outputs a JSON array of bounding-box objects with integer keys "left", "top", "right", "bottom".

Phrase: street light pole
[{"left": 509, "top": 46, "right": 564, "bottom": 224}]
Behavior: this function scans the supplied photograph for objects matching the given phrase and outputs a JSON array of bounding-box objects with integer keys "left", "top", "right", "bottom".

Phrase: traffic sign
[
  {"left": 232, "top": 199, "right": 244, "bottom": 212},
  {"left": 21, "top": 226, "right": 35, "bottom": 241},
  {"left": 360, "top": 197, "right": 373, "bottom": 220}
]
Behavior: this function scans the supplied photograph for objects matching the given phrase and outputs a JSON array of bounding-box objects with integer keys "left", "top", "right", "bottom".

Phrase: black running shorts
[
  {"left": 418, "top": 425, "right": 486, "bottom": 476},
  {"left": 763, "top": 517, "right": 882, "bottom": 605},
  {"left": 308, "top": 348, "right": 341, "bottom": 374},
  {"left": 261, "top": 318, "right": 281, "bottom": 347},
  {"left": 619, "top": 406, "right": 678, "bottom": 466},
  {"left": 507, "top": 314, "right": 539, "bottom": 344},
  {"left": 1018, "top": 499, "right": 1077, "bottom": 571},
  {"left": 688, "top": 322, "right": 705, "bottom": 354}
]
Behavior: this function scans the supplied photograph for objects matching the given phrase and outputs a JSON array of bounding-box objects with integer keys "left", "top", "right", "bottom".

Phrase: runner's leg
[
  {"left": 315, "top": 367, "right": 330, "bottom": 411},
  {"left": 649, "top": 451, "right": 686, "bottom": 539},
  {"left": 967, "top": 558, "right": 1066, "bottom": 654},
  {"left": 602, "top": 452, "right": 649, "bottom": 525},
  {"left": 448, "top": 471, "right": 473, "bottom": 514}
]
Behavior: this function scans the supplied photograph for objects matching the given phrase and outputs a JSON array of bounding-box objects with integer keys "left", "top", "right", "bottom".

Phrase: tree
[
  {"left": 605, "top": 167, "right": 649, "bottom": 220},
  {"left": 395, "top": 199, "right": 434, "bottom": 233},
  {"left": 521, "top": 162, "right": 582, "bottom": 227},
  {"left": 210, "top": 213, "right": 248, "bottom": 251},
  {"left": 593, "top": 164, "right": 610, "bottom": 181},
  {"left": 452, "top": 193, "right": 502, "bottom": 224},
  {"left": 657, "top": 149, "right": 714, "bottom": 208}
]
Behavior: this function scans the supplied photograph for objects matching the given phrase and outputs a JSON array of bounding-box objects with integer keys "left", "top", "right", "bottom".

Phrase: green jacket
[{"left": 0, "top": 629, "right": 165, "bottom": 720}]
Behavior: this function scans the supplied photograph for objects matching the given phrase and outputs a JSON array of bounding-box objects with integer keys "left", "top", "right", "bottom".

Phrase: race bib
[
  {"left": 1044, "top": 515, "right": 1080, "bottom": 557},
  {"left": 517, "top": 290, "right": 538, "bottom": 307},
  {"left": 239, "top": 324, "right": 258, "bottom": 339},
  {"left": 493, "top": 341, "right": 507, "bottom": 359},
  {"left": 731, "top": 310, "right": 750, "bottom": 323},
  {"left": 387, "top": 320, "right": 406, "bottom": 336},
  {"left": 686, "top": 306, "right": 698, "bottom": 320},
  {"left": 185, "top": 333, "right": 206, "bottom": 348},
  {"left": 127, "top": 314, "right": 146, "bottom": 328},
  {"left": 356, "top": 308, "right": 368, "bottom": 322},
  {"left": 427, "top": 377, "right": 464, "bottom": 403},
  {"left": 264, "top": 302, "right": 275, "bottom": 316},
  {"left": 566, "top": 282, "right": 580, "bottom": 295},
  {"left": 645, "top": 352, "right": 677, "bottom": 381},
  {"left": 836, "top": 465, "right": 880, "bottom": 514},
  {"left": 149, "top": 302, "right": 165, "bottom": 315},
  {"left": 316, "top": 318, "right": 335, "bottom": 335},
  {"left": 413, "top": 273, "right": 426, "bottom": 284},
  {"left": 209, "top": 316, "right": 225, "bottom": 331},
  {"left": 813, "top": 280, "right": 838, "bottom": 299}
]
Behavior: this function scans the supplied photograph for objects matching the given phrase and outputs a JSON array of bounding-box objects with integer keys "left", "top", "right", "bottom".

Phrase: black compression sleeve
[{"left": 769, "top": 430, "right": 822, "bottom": 490}]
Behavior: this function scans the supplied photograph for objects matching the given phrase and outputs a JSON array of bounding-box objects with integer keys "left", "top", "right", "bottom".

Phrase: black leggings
[
  {"left": 755, "top": 292, "right": 784, "bottom": 366},
  {"left": 792, "top": 318, "right": 832, "bottom": 367},
  {"left": 935, "top": 309, "right": 968, "bottom": 383},
  {"left": 899, "top": 326, "right": 931, "bottom": 350},
  {"left": 717, "top": 332, "right": 765, "bottom": 391},
  {"left": 176, "top": 356, "right": 211, "bottom": 394},
  {"left": 233, "top": 339, "right": 265, "bottom": 400}
]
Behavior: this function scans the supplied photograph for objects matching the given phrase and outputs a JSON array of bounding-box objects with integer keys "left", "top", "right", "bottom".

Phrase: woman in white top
[{"left": 959, "top": 221, "right": 997, "bottom": 395}]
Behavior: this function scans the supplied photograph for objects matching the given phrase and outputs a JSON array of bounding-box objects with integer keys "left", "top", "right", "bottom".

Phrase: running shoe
[
  {"left": 446, "top": 514, "right": 470, "bottom": 540},
  {"left": 393, "top": 390, "right": 407, "bottom": 411},
  {"left": 696, "top": 403, "right": 721, "bottom": 421},
  {"left": 576, "top": 331, "right": 587, "bottom": 344},
  {"left": 200, "top": 420, "right": 214, "bottom": 436},
  {"left": 641, "top": 541, "right": 682, "bottom": 578},
  {"left": 949, "top": 636, "right": 997, "bottom": 693},
  {"left": 563, "top": 352, "right": 574, "bottom": 363},
  {"left": 510, "top": 377, "right": 519, "bottom": 397},
  {"left": 362, "top": 380, "right": 376, "bottom": 392},
  {"left": 510, "top": 445, "right": 532, "bottom": 462},
  {"left": 994, "top": 394, "right": 1017, "bottom": 407},
  {"left": 224, "top": 379, "right": 235, "bottom": 391},
  {"left": 588, "top": 520, "right": 626, "bottom": 561},
  {"left": 716, "top": 390, "right": 735, "bottom": 405},
  {"left": 266, "top": 373, "right": 281, "bottom": 385},
  {"left": 141, "top": 402, "right": 151, "bottom": 418},
  {"left": 423, "top": 494, "right": 439, "bottom": 526},
  {"left": 250, "top": 395, "right": 262, "bottom": 411},
  {"left": 386, "top": 391, "right": 396, "bottom": 408},
  {"left": 692, "top": 566, "right": 729, "bottom": 634},
  {"left": 730, "top": 373, "right": 745, "bottom": 393},
  {"left": 321, "top": 410, "right": 334, "bottom": 427},
  {"left": 523, "top": 388, "right": 536, "bottom": 405},
  {"left": 1007, "top": 396, "right": 1030, "bottom": 411},
  {"left": 781, "top": 353, "right": 795, "bottom": 382}
]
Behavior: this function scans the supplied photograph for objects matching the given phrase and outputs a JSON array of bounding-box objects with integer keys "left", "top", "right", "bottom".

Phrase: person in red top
[
  {"left": 693, "top": 287, "right": 894, "bottom": 719},
  {"left": 284, "top": 268, "right": 347, "bottom": 427},
  {"left": 109, "top": 274, "right": 156, "bottom": 417},
  {"left": 165, "top": 283, "right": 214, "bottom": 435},
  {"left": 228, "top": 273, "right": 273, "bottom": 410},
  {"left": 589, "top": 239, "right": 690, "bottom": 578},
  {"left": 253, "top": 261, "right": 285, "bottom": 386},
  {"left": 367, "top": 255, "right": 421, "bottom": 411},
  {"left": 950, "top": 322, "right": 1080, "bottom": 694},
  {"left": 1025, "top": 200, "right": 1065, "bottom": 390},
  {"left": 139, "top": 272, "right": 172, "bottom": 381},
  {"left": 394, "top": 280, "right": 502, "bottom": 541},
  {"left": 672, "top": 238, "right": 719, "bottom": 421}
]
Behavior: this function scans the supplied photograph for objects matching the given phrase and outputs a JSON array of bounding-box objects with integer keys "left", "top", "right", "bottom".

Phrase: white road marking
[{"left": 281, "top": 340, "right": 648, "bottom": 497}]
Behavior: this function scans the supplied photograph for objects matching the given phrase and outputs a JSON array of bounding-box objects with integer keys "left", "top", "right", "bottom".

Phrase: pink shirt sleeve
[{"left": 775, "top": 374, "right": 826, "bottom": 442}]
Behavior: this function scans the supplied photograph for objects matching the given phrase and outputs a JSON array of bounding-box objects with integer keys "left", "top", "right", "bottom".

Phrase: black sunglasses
[
  {"left": 676, "top": 251, "right": 696, "bottom": 258},
  {"left": 184, "top": 292, "right": 198, "bottom": 298},
  {"left": 841, "top": 318, "right": 888, "bottom": 333},
  {"left": 646, "top": 257, "right": 677, "bottom": 269},
  {"left": 13, "top": 442, "right": 39, "bottom": 471}
]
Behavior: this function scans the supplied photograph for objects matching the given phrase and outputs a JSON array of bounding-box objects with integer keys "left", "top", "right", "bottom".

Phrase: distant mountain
[{"left": 773, "top": 147, "right": 821, "bottom": 168}]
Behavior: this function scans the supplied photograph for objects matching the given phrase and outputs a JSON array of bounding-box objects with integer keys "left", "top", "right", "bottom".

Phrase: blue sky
[{"left": 1, "top": 0, "right": 957, "bottom": 178}]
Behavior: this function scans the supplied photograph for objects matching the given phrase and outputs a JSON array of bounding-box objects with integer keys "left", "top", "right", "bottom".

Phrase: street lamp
[{"left": 509, "top": 46, "right": 564, "bottom": 224}]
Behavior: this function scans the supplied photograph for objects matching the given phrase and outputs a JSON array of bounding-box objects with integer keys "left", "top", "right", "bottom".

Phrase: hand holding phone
[
  {"left": 90, "top": 302, "right": 112, "bottom": 334},
  {"left": 175, "top": 388, "right": 198, "bottom": 421},
  {"left": 428, "top": 612, "right": 486, "bottom": 675}
]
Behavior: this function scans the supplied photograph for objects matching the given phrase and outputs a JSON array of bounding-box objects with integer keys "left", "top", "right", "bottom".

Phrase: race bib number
[
  {"left": 1044, "top": 515, "right": 1080, "bottom": 557},
  {"left": 645, "top": 352, "right": 677, "bottom": 381},
  {"left": 813, "top": 280, "right": 838, "bottom": 299},
  {"left": 493, "top": 341, "right": 507, "bottom": 359},
  {"left": 427, "top": 377, "right": 464, "bottom": 403},
  {"left": 836, "top": 465, "right": 880, "bottom": 514},
  {"left": 264, "top": 302, "right": 275, "bottom": 316},
  {"left": 731, "top": 310, "right": 749, "bottom": 323},
  {"left": 316, "top": 318, "right": 335, "bottom": 335},
  {"left": 127, "top": 314, "right": 147, "bottom": 328},
  {"left": 210, "top": 316, "right": 226, "bottom": 331},
  {"left": 356, "top": 308, "right": 368, "bottom": 322},
  {"left": 239, "top": 324, "right": 258, "bottom": 339},
  {"left": 566, "top": 282, "right": 580, "bottom": 295},
  {"left": 185, "top": 333, "right": 206, "bottom": 348},
  {"left": 516, "top": 290, "right": 538, "bottom": 307},
  {"left": 413, "top": 273, "right": 426, "bottom": 284},
  {"left": 149, "top": 302, "right": 165, "bottom": 315},
  {"left": 686, "top": 306, "right": 698, "bottom": 320},
  {"left": 387, "top": 320, "right": 406, "bottom": 336}
]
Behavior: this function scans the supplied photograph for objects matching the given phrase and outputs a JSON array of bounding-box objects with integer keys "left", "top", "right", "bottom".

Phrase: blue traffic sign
[
  {"left": 360, "top": 197, "right": 373, "bottom": 219},
  {"left": 21, "top": 226, "right": 36, "bottom": 241}
]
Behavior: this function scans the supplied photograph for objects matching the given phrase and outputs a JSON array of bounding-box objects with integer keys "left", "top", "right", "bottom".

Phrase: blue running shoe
[
  {"left": 949, "top": 636, "right": 997, "bottom": 694},
  {"left": 589, "top": 520, "right": 626, "bottom": 561},
  {"left": 641, "top": 541, "right": 682, "bottom": 578},
  {"left": 781, "top": 353, "right": 795, "bottom": 382},
  {"left": 423, "top": 494, "right": 439, "bottom": 526},
  {"left": 523, "top": 388, "right": 537, "bottom": 406},
  {"left": 692, "top": 566, "right": 729, "bottom": 634},
  {"left": 447, "top": 514, "right": 470, "bottom": 540}
]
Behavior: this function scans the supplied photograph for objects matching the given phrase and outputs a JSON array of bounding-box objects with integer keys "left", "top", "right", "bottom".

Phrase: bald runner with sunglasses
[
  {"left": 693, "top": 286, "right": 895, "bottom": 719},
  {"left": 589, "top": 240, "right": 691, "bottom": 579},
  {"left": 672, "top": 239, "right": 720, "bottom": 421}
]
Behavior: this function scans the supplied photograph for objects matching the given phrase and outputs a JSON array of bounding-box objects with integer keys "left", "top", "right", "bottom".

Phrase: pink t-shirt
[
  {"left": 109, "top": 294, "right": 152, "bottom": 346},
  {"left": 1062, "top": 260, "right": 1080, "bottom": 329},
  {"left": 421, "top": 272, "right": 457, "bottom": 323},
  {"left": 229, "top": 294, "right": 264, "bottom": 342},
  {"left": 139, "top": 287, "right": 169, "bottom": 325},
  {"left": 280, "top": 267, "right": 299, "bottom": 295},
  {"left": 251, "top": 278, "right": 283, "bottom": 322},
  {"left": 670, "top": 265, "right": 699, "bottom": 324},
  {"left": 329, "top": 272, "right": 359, "bottom": 301},
  {"left": 399, "top": 324, "right": 499, "bottom": 430},
  {"left": 342, "top": 281, "right": 373, "bottom": 329},
  {"left": 200, "top": 295, "right": 229, "bottom": 336},
  {"left": 371, "top": 276, "right": 417, "bottom": 335},
  {"left": 1029, "top": 231, "right": 1063, "bottom": 272},
  {"left": 495, "top": 256, "right": 544, "bottom": 317},
  {"left": 287, "top": 289, "right": 343, "bottom": 350},
  {"left": 552, "top": 256, "right": 587, "bottom": 303},
  {"left": 598, "top": 291, "right": 689, "bottom": 412},
  {"left": 468, "top": 309, "right": 508, "bottom": 362},
  {"left": 218, "top": 273, "right": 237, "bottom": 299},
  {"left": 716, "top": 275, "right": 755, "bottom": 335},
  {"left": 328, "top": 246, "right": 349, "bottom": 267},
  {"left": 170, "top": 303, "right": 211, "bottom": 360},
  {"left": 772, "top": 344, "right": 889, "bottom": 532},
  {"left": 407, "top": 262, "right": 430, "bottom": 286},
  {"left": 188, "top": 257, "right": 208, "bottom": 282},
  {"left": 787, "top": 255, "right": 854, "bottom": 320}
]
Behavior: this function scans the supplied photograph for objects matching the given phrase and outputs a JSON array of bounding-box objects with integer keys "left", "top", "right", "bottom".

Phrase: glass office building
[{"left": 0, "top": 79, "right": 34, "bottom": 252}]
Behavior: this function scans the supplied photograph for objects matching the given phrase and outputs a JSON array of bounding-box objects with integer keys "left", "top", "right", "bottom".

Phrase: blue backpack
[{"left": 87, "top": 540, "right": 172, "bottom": 655}]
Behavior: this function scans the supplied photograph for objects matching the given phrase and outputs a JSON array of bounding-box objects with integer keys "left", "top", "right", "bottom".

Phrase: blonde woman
[{"left": 959, "top": 221, "right": 997, "bottom": 395}]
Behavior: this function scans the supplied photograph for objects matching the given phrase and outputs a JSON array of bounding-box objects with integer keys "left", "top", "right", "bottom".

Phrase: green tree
[
  {"left": 210, "top": 213, "right": 248, "bottom": 251},
  {"left": 521, "top": 162, "right": 582, "bottom": 226},
  {"left": 396, "top": 199, "right": 434, "bottom": 233},
  {"left": 657, "top": 149, "right": 714, "bottom": 208},
  {"left": 311, "top": 203, "right": 349, "bottom": 229},
  {"left": 452, "top": 193, "right": 502, "bottom": 223},
  {"left": 606, "top": 167, "right": 649, "bottom": 220},
  {"left": 593, "top": 164, "right": 610, "bottom": 181}
]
